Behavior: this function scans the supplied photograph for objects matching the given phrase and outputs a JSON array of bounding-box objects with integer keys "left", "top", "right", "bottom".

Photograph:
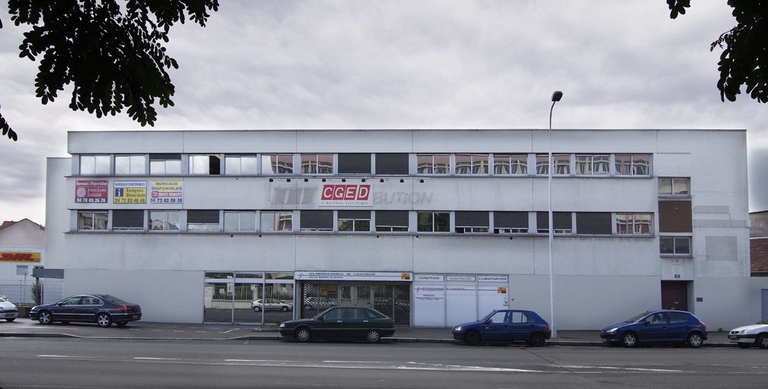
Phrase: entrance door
[{"left": 661, "top": 281, "right": 688, "bottom": 311}]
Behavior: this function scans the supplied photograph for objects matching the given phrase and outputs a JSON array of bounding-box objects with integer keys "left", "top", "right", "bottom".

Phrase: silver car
[{"left": 251, "top": 298, "right": 292, "bottom": 312}]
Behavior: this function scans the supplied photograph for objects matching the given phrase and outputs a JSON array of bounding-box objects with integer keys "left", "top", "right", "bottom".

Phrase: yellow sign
[
  {"left": 497, "top": 287, "right": 507, "bottom": 294},
  {"left": 0, "top": 252, "right": 41, "bottom": 263},
  {"left": 114, "top": 181, "right": 147, "bottom": 204}
]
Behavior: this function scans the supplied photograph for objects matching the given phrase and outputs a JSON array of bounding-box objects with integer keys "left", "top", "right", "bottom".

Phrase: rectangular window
[
  {"left": 575, "top": 154, "right": 609, "bottom": 176},
  {"left": 77, "top": 211, "right": 108, "bottom": 230},
  {"left": 224, "top": 211, "right": 256, "bottom": 232},
  {"left": 375, "top": 211, "right": 409, "bottom": 232},
  {"left": 576, "top": 212, "right": 612, "bottom": 235},
  {"left": 455, "top": 211, "right": 489, "bottom": 233},
  {"left": 261, "top": 211, "right": 293, "bottom": 232},
  {"left": 494, "top": 154, "right": 528, "bottom": 175},
  {"left": 261, "top": 154, "right": 293, "bottom": 174},
  {"left": 375, "top": 154, "right": 409, "bottom": 175},
  {"left": 301, "top": 154, "right": 333, "bottom": 174},
  {"left": 493, "top": 211, "right": 528, "bottom": 233},
  {"left": 338, "top": 154, "right": 371, "bottom": 174},
  {"left": 225, "top": 155, "right": 258, "bottom": 175},
  {"left": 658, "top": 200, "right": 692, "bottom": 233},
  {"left": 79, "top": 155, "right": 111, "bottom": 175},
  {"left": 417, "top": 154, "right": 450, "bottom": 175},
  {"left": 417, "top": 211, "right": 450, "bottom": 232},
  {"left": 187, "top": 210, "right": 220, "bottom": 232},
  {"left": 114, "top": 155, "right": 145, "bottom": 175},
  {"left": 113, "top": 210, "right": 144, "bottom": 231},
  {"left": 616, "top": 154, "right": 651, "bottom": 176},
  {"left": 300, "top": 210, "right": 334, "bottom": 231},
  {"left": 338, "top": 211, "right": 371, "bottom": 232},
  {"left": 536, "top": 154, "right": 570, "bottom": 175},
  {"left": 189, "top": 154, "right": 221, "bottom": 175},
  {"left": 536, "top": 212, "right": 572, "bottom": 233},
  {"left": 660, "top": 236, "right": 691, "bottom": 255},
  {"left": 149, "top": 154, "right": 181, "bottom": 175},
  {"left": 659, "top": 177, "right": 690, "bottom": 196},
  {"left": 455, "top": 154, "right": 489, "bottom": 175},
  {"left": 149, "top": 210, "right": 181, "bottom": 231},
  {"left": 616, "top": 213, "right": 653, "bottom": 235}
]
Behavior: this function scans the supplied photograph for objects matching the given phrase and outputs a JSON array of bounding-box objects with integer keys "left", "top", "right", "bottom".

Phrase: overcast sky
[{"left": 0, "top": 1, "right": 766, "bottom": 226}]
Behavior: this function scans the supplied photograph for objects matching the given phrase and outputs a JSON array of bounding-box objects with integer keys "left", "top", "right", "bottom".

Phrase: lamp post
[{"left": 548, "top": 90, "right": 562, "bottom": 338}]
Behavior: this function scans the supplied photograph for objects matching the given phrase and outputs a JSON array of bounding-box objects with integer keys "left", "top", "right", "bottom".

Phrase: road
[{"left": 1, "top": 338, "right": 767, "bottom": 389}]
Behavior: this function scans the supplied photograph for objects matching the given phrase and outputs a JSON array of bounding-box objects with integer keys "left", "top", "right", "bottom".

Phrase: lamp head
[{"left": 551, "top": 91, "right": 563, "bottom": 102}]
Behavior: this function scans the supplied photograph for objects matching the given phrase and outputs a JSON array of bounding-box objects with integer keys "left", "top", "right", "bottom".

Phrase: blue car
[
  {"left": 600, "top": 310, "right": 707, "bottom": 348},
  {"left": 452, "top": 309, "right": 551, "bottom": 346}
]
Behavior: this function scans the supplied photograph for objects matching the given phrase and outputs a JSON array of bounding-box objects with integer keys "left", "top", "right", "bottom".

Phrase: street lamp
[{"left": 548, "top": 90, "right": 562, "bottom": 338}]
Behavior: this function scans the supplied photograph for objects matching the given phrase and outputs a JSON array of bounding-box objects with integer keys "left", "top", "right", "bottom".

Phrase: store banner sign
[
  {"left": 113, "top": 181, "right": 147, "bottom": 204},
  {"left": 75, "top": 180, "right": 108, "bottom": 203},
  {"left": 150, "top": 180, "right": 183, "bottom": 204},
  {"left": 295, "top": 271, "right": 411, "bottom": 281},
  {"left": 0, "top": 252, "right": 41, "bottom": 263},
  {"left": 319, "top": 184, "right": 372, "bottom": 206}
]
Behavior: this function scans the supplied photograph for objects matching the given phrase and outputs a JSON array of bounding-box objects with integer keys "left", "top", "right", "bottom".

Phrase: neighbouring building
[
  {"left": 0, "top": 218, "right": 48, "bottom": 305},
  {"left": 42, "top": 129, "right": 759, "bottom": 330}
]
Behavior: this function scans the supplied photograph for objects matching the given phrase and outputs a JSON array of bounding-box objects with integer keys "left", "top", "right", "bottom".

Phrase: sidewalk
[{"left": 0, "top": 319, "right": 734, "bottom": 346}]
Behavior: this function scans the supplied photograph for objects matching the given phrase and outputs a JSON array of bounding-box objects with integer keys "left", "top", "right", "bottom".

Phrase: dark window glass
[
  {"left": 494, "top": 212, "right": 528, "bottom": 228},
  {"left": 537, "top": 212, "right": 572, "bottom": 232},
  {"left": 375, "top": 211, "right": 409, "bottom": 232},
  {"left": 576, "top": 212, "right": 612, "bottom": 235},
  {"left": 187, "top": 210, "right": 220, "bottom": 223},
  {"left": 338, "top": 153, "right": 371, "bottom": 174},
  {"left": 113, "top": 210, "right": 143, "bottom": 230},
  {"left": 375, "top": 153, "right": 409, "bottom": 175},
  {"left": 301, "top": 210, "right": 334, "bottom": 230},
  {"left": 455, "top": 212, "right": 489, "bottom": 226}
]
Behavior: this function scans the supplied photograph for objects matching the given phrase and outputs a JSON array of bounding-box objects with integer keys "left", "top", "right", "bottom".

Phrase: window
[
  {"left": 417, "top": 212, "right": 450, "bottom": 232},
  {"left": 338, "top": 154, "right": 371, "bottom": 174},
  {"left": 300, "top": 210, "right": 334, "bottom": 231},
  {"left": 77, "top": 211, "right": 108, "bottom": 230},
  {"left": 375, "top": 211, "right": 409, "bottom": 232},
  {"left": 79, "top": 155, "right": 110, "bottom": 175},
  {"left": 660, "top": 236, "right": 691, "bottom": 255},
  {"left": 114, "top": 155, "right": 145, "bottom": 175},
  {"left": 338, "top": 211, "right": 371, "bottom": 232},
  {"left": 535, "top": 154, "right": 570, "bottom": 175},
  {"left": 616, "top": 154, "right": 651, "bottom": 176},
  {"left": 575, "top": 154, "right": 609, "bottom": 176},
  {"left": 455, "top": 211, "right": 489, "bottom": 233},
  {"left": 189, "top": 154, "right": 221, "bottom": 175},
  {"left": 149, "top": 154, "right": 181, "bottom": 175},
  {"left": 261, "top": 211, "right": 293, "bottom": 232},
  {"left": 261, "top": 154, "right": 293, "bottom": 174},
  {"left": 494, "top": 154, "right": 528, "bottom": 175},
  {"left": 616, "top": 213, "right": 653, "bottom": 235},
  {"left": 659, "top": 177, "right": 690, "bottom": 196},
  {"left": 536, "top": 212, "right": 572, "bottom": 233},
  {"left": 455, "top": 154, "right": 489, "bottom": 175},
  {"left": 659, "top": 201, "right": 692, "bottom": 232},
  {"left": 225, "top": 155, "right": 258, "bottom": 175},
  {"left": 493, "top": 211, "right": 528, "bottom": 233},
  {"left": 417, "top": 154, "right": 450, "bottom": 174},
  {"left": 149, "top": 210, "right": 181, "bottom": 231},
  {"left": 113, "top": 210, "right": 144, "bottom": 231},
  {"left": 224, "top": 211, "right": 256, "bottom": 232},
  {"left": 375, "top": 154, "right": 409, "bottom": 175},
  {"left": 187, "top": 210, "right": 220, "bottom": 232},
  {"left": 301, "top": 154, "right": 333, "bottom": 174},
  {"left": 576, "top": 212, "right": 612, "bottom": 235}
]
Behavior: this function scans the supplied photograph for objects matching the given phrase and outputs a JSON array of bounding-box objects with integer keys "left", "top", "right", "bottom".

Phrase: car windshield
[
  {"left": 761, "top": 317, "right": 768, "bottom": 324},
  {"left": 625, "top": 311, "right": 651, "bottom": 323}
]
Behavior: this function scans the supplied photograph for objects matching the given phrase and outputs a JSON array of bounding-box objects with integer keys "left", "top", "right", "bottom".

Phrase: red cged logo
[{"left": 321, "top": 184, "right": 371, "bottom": 201}]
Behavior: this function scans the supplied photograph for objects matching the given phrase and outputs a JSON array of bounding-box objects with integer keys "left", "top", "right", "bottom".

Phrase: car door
[
  {"left": 664, "top": 312, "right": 692, "bottom": 342},
  {"left": 341, "top": 308, "right": 369, "bottom": 339},
  {"left": 314, "top": 307, "right": 344, "bottom": 339},
  {"left": 482, "top": 311, "right": 510, "bottom": 341},
  {"left": 638, "top": 312, "right": 668, "bottom": 342},
  {"left": 506, "top": 311, "right": 540, "bottom": 341},
  {"left": 74, "top": 296, "right": 101, "bottom": 322},
  {"left": 52, "top": 296, "right": 82, "bottom": 322}
]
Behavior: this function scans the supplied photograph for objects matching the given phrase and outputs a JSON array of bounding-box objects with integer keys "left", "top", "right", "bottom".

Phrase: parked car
[
  {"left": 303, "top": 296, "right": 337, "bottom": 310},
  {"left": 600, "top": 310, "right": 707, "bottom": 348},
  {"left": 728, "top": 317, "right": 768, "bottom": 348},
  {"left": 279, "top": 306, "right": 395, "bottom": 343},
  {"left": 29, "top": 294, "right": 142, "bottom": 327},
  {"left": 452, "top": 309, "right": 551, "bottom": 346},
  {"left": 251, "top": 298, "right": 292, "bottom": 312},
  {"left": 0, "top": 296, "right": 18, "bottom": 322}
]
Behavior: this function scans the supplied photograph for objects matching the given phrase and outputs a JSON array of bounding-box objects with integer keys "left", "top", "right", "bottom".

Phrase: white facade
[
  {"left": 0, "top": 219, "right": 47, "bottom": 304},
  {"left": 44, "top": 129, "right": 753, "bottom": 330}
]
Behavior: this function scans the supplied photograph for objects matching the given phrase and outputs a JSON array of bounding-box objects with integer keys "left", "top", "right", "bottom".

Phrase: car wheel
[
  {"left": 253, "top": 307, "right": 261, "bottom": 312},
  {"left": 366, "top": 330, "right": 382, "bottom": 343},
  {"left": 282, "top": 306, "right": 289, "bottom": 312},
  {"left": 620, "top": 332, "right": 638, "bottom": 347},
  {"left": 116, "top": 321, "right": 128, "bottom": 327},
  {"left": 528, "top": 333, "right": 546, "bottom": 347},
  {"left": 757, "top": 334, "right": 768, "bottom": 349},
  {"left": 464, "top": 330, "right": 481, "bottom": 346},
  {"left": 6, "top": 318, "right": 15, "bottom": 322},
  {"left": 295, "top": 327, "right": 312, "bottom": 342},
  {"left": 38, "top": 310, "right": 52, "bottom": 325},
  {"left": 96, "top": 313, "right": 112, "bottom": 327},
  {"left": 687, "top": 333, "right": 703, "bottom": 348}
]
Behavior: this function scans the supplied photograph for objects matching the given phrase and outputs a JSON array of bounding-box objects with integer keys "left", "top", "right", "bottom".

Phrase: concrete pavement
[{"left": 0, "top": 318, "right": 734, "bottom": 346}]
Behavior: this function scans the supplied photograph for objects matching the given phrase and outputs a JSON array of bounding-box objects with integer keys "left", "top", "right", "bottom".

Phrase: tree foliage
[
  {"left": 0, "top": 0, "right": 219, "bottom": 141},
  {"left": 668, "top": 0, "right": 768, "bottom": 103}
]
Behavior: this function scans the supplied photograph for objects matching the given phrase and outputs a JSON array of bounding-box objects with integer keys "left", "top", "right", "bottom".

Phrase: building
[
  {"left": 0, "top": 219, "right": 47, "bottom": 304},
  {"left": 43, "top": 129, "right": 757, "bottom": 329}
]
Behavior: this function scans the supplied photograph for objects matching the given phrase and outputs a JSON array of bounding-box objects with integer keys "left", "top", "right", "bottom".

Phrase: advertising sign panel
[
  {"left": 113, "top": 181, "right": 147, "bottom": 204},
  {"left": 75, "top": 180, "right": 108, "bottom": 203},
  {"left": 319, "top": 184, "right": 372, "bottom": 206},
  {"left": 150, "top": 180, "right": 183, "bottom": 204}
]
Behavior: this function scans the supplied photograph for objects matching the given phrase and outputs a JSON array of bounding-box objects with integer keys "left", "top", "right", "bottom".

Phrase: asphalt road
[{"left": 1, "top": 337, "right": 766, "bottom": 389}]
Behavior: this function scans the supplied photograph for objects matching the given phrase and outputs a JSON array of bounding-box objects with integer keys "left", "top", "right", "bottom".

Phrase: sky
[{"left": 0, "top": 1, "right": 767, "bottom": 226}]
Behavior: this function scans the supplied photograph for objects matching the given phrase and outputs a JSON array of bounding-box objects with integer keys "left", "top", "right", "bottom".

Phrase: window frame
[
  {"left": 260, "top": 211, "right": 293, "bottom": 232},
  {"left": 660, "top": 236, "right": 692, "bottom": 256},
  {"left": 149, "top": 210, "right": 181, "bottom": 231},
  {"left": 337, "top": 210, "right": 372, "bottom": 232},
  {"left": 112, "top": 210, "right": 145, "bottom": 231},
  {"left": 187, "top": 210, "right": 221, "bottom": 232},
  {"left": 454, "top": 154, "right": 489, "bottom": 175},
  {"left": 659, "top": 177, "right": 690, "bottom": 197},
  {"left": 301, "top": 153, "right": 334, "bottom": 175},
  {"left": 374, "top": 211, "right": 409, "bottom": 232},
  {"left": 493, "top": 154, "right": 528, "bottom": 175},
  {"left": 224, "top": 211, "right": 257, "bottom": 232},
  {"left": 114, "top": 155, "right": 146, "bottom": 176},
  {"left": 77, "top": 210, "right": 109, "bottom": 231},
  {"left": 79, "top": 155, "right": 111, "bottom": 175},
  {"left": 416, "top": 154, "right": 450, "bottom": 175},
  {"left": 417, "top": 211, "right": 450, "bottom": 233},
  {"left": 615, "top": 213, "right": 653, "bottom": 235},
  {"left": 149, "top": 154, "right": 182, "bottom": 175},
  {"left": 224, "top": 155, "right": 258, "bottom": 176}
]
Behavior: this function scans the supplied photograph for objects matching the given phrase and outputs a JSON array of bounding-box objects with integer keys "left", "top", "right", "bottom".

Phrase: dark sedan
[
  {"left": 599, "top": 310, "right": 707, "bottom": 347},
  {"left": 279, "top": 306, "right": 395, "bottom": 343},
  {"left": 29, "top": 294, "right": 142, "bottom": 327},
  {"left": 452, "top": 309, "right": 551, "bottom": 346}
]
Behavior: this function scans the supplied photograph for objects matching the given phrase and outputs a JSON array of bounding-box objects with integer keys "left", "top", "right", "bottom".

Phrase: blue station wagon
[
  {"left": 452, "top": 309, "right": 551, "bottom": 346},
  {"left": 600, "top": 310, "right": 707, "bottom": 348}
]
